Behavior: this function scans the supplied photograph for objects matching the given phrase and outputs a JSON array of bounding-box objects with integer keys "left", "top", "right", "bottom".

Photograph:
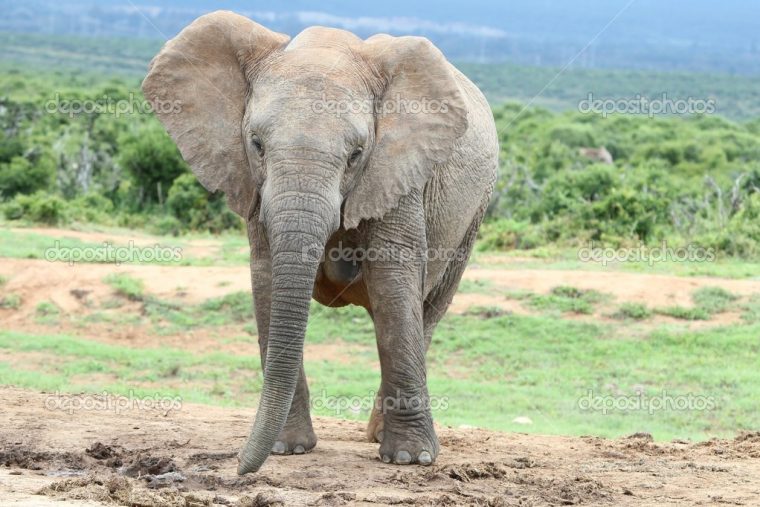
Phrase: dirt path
[
  {"left": 1, "top": 387, "right": 758, "bottom": 506},
  {"left": 2, "top": 258, "right": 759, "bottom": 325}
]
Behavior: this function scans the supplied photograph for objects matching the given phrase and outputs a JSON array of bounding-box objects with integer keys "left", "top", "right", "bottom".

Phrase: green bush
[
  {"left": 2, "top": 192, "right": 66, "bottom": 225},
  {"left": 118, "top": 123, "right": 189, "bottom": 206},
  {"left": 167, "top": 173, "right": 242, "bottom": 233},
  {"left": 0, "top": 155, "right": 55, "bottom": 197},
  {"left": 477, "top": 219, "right": 545, "bottom": 250},
  {"left": 66, "top": 192, "right": 115, "bottom": 224}
]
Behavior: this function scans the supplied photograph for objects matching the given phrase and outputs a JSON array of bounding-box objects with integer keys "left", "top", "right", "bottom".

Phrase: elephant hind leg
[
  {"left": 366, "top": 390, "right": 384, "bottom": 443},
  {"left": 423, "top": 207, "right": 485, "bottom": 345}
]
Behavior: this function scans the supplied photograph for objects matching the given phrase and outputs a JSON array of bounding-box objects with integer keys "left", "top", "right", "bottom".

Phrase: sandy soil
[
  {"left": 1, "top": 387, "right": 759, "bottom": 506},
  {"left": 3, "top": 257, "right": 759, "bottom": 328}
]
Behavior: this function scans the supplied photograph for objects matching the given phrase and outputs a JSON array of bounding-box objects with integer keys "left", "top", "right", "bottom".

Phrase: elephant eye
[
  {"left": 349, "top": 146, "right": 363, "bottom": 165},
  {"left": 251, "top": 134, "right": 265, "bottom": 156}
]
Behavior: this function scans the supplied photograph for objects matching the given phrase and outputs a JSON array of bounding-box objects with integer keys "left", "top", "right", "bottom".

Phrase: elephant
[{"left": 142, "top": 10, "right": 498, "bottom": 475}]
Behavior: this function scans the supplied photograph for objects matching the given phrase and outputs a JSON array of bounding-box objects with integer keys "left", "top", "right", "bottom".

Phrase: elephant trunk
[{"left": 237, "top": 162, "right": 340, "bottom": 475}]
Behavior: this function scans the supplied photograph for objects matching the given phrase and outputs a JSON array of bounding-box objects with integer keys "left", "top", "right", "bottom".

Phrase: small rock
[{"left": 512, "top": 416, "right": 533, "bottom": 425}]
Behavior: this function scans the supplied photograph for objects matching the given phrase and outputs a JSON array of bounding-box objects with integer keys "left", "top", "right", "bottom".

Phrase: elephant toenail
[
  {"left": 395, "top": 450, "right": 412, "bottom": 464},
  {"left": 293, "top": 445, "right": 305, "bottom": 454},
  {"left": 382, "top": 454, "right": 391, "bottom": 463},
  {"left": 377, "top": 431, "right": 384, "bottom": 443},
  {"left": 418, "top": 451, "right": 432, "bottom": 465},
  {"left": 272, "top": 441, "right": 286, "bottom": 454}
]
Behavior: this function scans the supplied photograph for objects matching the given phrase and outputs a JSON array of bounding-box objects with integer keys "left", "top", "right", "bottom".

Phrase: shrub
[
  {"left": 2, "top": 192, "right": 66, "bottom": 225},
  {"left": 167, "top": 173, "right": 242, "bottom": 233},
  {"left": 477, "top": 219, "right": 545, "bottom": 250},
  {"left": 0, "top": 155, "right": 55, "bottom": 197},
  {"left": 613, "top": 302, "right": 652, "bottom": 320},
  {"left": 118, "top": 123, "right": 189, "bottom": 206}
]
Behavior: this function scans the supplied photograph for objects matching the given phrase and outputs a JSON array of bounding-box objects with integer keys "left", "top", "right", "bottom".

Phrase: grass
[
  {"left": 457, "top": 279, "right": 495, "bottom": 294},
  {"left": 103, "top": 273, "right": 145, "bottom": 301},
  {"left": 655, "top": 286, "right": 742, "bottom": 321},
  {"left": 475, "top": 246, "right": 760, "bottom": 280},
  {"left": 742, "top": 294, "right": 760, "bottom": 323},
  {"left": 0, "top": 227, "right": 248, "bottom": 267},
  {"left": 2, "top": 226, "right": 759, "bottom": 278},
  {"left": 655, "top": 306, "right": 712, "bottom": 321},
  {"left": 1, "top": 225, "right": 758, "bottom": 441},
  {"left": 143, "top": 292, "right": 256, "bottom": 335},
  {"left": 35, "top": 301, "right": 60, "bottom": 324},
  {"left": 2, "top": 305, "right": 758, "bottom": 441},
  {"left": 0, "top": 293, "right": 21, "bottom": 309},
  {"left": 612, "top": 302, "right": 653, "bottom": 321},
  {"left": 691, "top": 287, "right": 739, "bottom": 314},
  {"left": 525, "top": 286, "right": 607, "bottom": 315}
]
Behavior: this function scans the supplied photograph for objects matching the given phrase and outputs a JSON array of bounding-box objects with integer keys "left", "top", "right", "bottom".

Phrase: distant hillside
[
  {"left": 1, "top": 0, "right": 759, "bottom": 75},
  {"left": 2, "top": 31, "right": 760, "bottom": 121}
]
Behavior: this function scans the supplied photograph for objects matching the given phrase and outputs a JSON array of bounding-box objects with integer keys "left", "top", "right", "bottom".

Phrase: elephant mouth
[{"left": 320, "top": 232, "right": 362, "bottom": 287}]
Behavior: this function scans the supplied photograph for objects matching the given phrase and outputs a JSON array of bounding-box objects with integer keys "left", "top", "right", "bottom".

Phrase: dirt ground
[
  {"left": 2, "top": 256, "right": 759, "bottom": 330},
  {"left": 1, "top": 387, "right": 759, "bottom": 506},
  {"left": 2, "top": 228, "right": 760, "bottom": 505}
]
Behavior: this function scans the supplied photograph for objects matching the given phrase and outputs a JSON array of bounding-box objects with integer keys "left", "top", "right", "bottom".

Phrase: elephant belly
[{"left": 312, "top": 231, "right": 369, "bottom": 308}]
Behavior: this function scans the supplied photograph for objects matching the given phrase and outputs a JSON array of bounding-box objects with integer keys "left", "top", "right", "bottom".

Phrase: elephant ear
[
  {"left": 141, "top": 10, "right": 288, "bottom": 218},
  {"left": 342, "top": 35, "right": 468, "bottom": 229}
]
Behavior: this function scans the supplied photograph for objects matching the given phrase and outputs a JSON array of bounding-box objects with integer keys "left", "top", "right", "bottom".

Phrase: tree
[{"left": 118, "top": 122, "right": 188, "bottom": 206}]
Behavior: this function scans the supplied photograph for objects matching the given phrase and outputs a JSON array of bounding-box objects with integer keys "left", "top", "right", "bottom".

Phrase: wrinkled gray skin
[{"left": 142, "top": 11, "right": 498, "bottom": 475}]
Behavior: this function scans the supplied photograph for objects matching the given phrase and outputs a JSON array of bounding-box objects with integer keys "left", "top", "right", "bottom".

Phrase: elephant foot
[
  {"left": 378, "top": 415, "right": 439, "bottom": 466},
  {"left": 271, "top": 424, "right": 317, "bottom": 455}
]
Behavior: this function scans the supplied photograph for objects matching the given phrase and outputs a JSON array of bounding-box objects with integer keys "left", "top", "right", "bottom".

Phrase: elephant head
[{"left": 142, "top": 10, "right": 467, "bottom": 474}]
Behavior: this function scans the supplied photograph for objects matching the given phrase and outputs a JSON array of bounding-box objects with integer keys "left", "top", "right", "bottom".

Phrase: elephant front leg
[
  {"left": 364, "top": 191, "right": 438, "bottom": 465},
  {"left": 250, "top": 229, "right": 317, "bottom": 456},
  {"left": 271, "top": 365, "right": 317, "bottom": 454}
]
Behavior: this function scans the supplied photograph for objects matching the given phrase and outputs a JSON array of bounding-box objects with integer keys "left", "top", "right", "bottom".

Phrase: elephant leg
[
  {"left": 423, "top": 208, "right": 485, "bottom": 344},
  {"left": 250, "top": 223, "right": 317, "bottom": 456},
  {"left": 367, "top": 201, "right": 487, "bottom": 445},
  {"left": 364, "top": 190, "right": 438, "bottom": 465},
  {"left": 366, "top": 388, "right": 385, "bottom": 443}
]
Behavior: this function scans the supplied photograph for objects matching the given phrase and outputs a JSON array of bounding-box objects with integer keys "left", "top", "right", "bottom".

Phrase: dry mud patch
[{"left": 1, "top": 388, "right": 759, "bottom": 506}]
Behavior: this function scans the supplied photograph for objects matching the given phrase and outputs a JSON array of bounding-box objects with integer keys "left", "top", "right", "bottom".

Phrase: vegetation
[
  {"left": 0, "top": 293, "right": 21, "bottom": 309},
  {"left": 1, "top": 304, "right": 759, "bottom": 441},
  {"left": 612, "top": 302, "right": 652, "bottom": 321},
  {"left": 654, "top": 286, "right": 741, "bottom": 321},
  {"left": 524, "top": 286, "right": 606, "bottom": 315},
  {"left": 0, "top": 60, "right": 757, "bottom": 258},
  {"left": 483, "top": 103, "right": 760, "bottom": 256},
  {"left": 103, "top": 273, "right": 145, "bottom": 301}
]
